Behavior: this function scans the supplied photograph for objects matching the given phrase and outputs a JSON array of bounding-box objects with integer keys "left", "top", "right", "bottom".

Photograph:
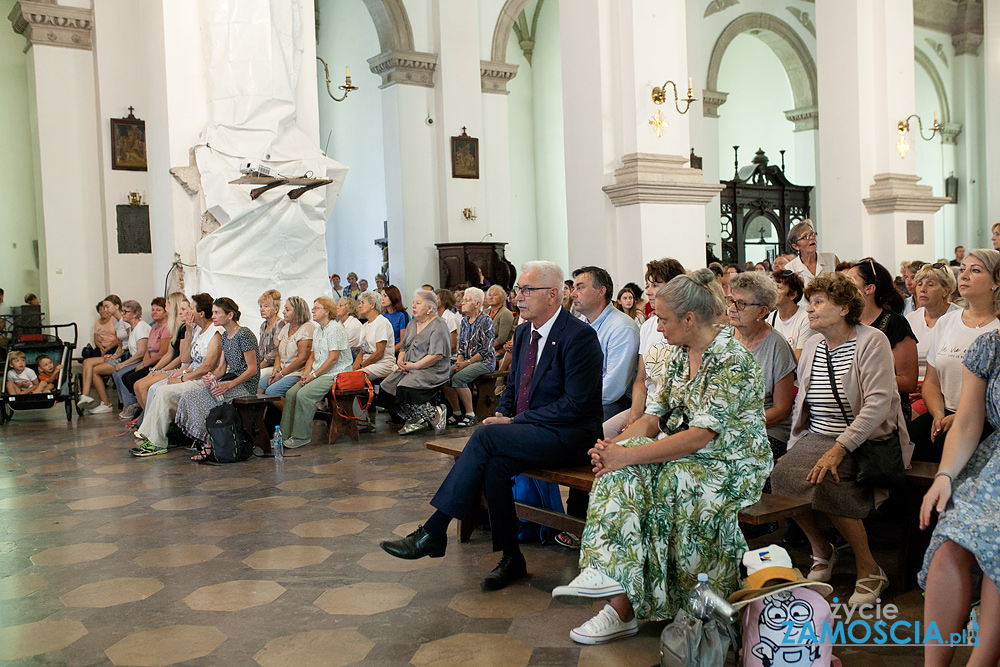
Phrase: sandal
[
  {"left": 190, "top": 447, "right": 212, "bottom": 462},
  {"left": 806, "top": 544, "right": 838, "bottom": 582},
  {"left": 848, "top": 568, "right": 888, "bottom": 606}
]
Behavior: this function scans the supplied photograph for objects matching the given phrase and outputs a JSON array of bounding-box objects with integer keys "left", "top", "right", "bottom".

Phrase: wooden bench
[
  {"left": 233, "top": 395, "right": 281, "bottom": 454},
  {"left": 427, "top": 436, "right": 813, "bottom": 542},
  {"left": 471, "top": 370, "right": 509, "bottom": 421}
]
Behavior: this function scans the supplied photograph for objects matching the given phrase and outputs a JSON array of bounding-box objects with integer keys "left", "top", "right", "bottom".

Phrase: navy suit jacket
[{"left": 497, "top": 307, "right": 604, "bottom": 448}]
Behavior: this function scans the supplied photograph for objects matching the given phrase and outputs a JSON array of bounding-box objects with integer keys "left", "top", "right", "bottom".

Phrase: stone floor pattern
[{"left": 0, "top": 407, "right": 963, "bottom": 666}]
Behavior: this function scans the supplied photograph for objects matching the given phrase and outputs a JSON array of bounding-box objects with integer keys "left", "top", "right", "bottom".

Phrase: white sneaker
[
  {"left": 119, "top": 405, "right": 137, "bottom": 420},
  {"left": 78, "top": 395, "right": 95, "bottom": 407},
  {"left": 283, "top": 437, "right": 309, "bottom": 449},
  {"left": 848, "top": 568, "right": 888, "bottom": 606},
  {"left": 570, "top": 604, "right": 638, "bottom": 645},
  {"left": 553, "top": 568, "right": 625, "bottom": 600},
  {"left": 89, "top": 403, "right": 114, "bottom": 414}
]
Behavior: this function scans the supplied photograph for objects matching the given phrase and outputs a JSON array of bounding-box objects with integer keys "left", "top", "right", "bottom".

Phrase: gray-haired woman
[
  {"left": 785, "top": 220, "right": 840, "bottom": 289},
  {"left": 443, "top": 287, "right": 496, "bottom": 427},
  {"left": 354, "top": 291, "right": 397, "bottom": 381},
  {"left": 379, "top": 289, "right": 453, "bottom": 434}
]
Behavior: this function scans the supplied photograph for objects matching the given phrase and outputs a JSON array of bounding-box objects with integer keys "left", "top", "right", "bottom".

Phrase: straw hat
[{"left": 728, "top": 545, "right": 833, "bottom": 608}]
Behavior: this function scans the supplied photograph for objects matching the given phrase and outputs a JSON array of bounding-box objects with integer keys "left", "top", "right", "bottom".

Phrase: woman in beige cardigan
[{"left": 772, "top": 273, "right": 912, "bottom": 606}]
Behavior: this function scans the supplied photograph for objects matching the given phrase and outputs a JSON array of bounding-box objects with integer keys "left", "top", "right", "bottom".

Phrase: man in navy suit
[{"left": 380, "top": 260, "right": 604, "bottom": 590}]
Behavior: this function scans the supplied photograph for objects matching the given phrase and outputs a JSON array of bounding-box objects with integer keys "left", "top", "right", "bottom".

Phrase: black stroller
[{"left": 0, "top": 322, "right": 79, "bottom": 424}]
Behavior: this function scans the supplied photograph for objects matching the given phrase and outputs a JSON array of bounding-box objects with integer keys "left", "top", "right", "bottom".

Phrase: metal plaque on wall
[
  {"left": 116, "top": 205, "right": 152, "bottom": 254},
  {"left": 906, "top": 220, "right": 924, "bottom": 245}
]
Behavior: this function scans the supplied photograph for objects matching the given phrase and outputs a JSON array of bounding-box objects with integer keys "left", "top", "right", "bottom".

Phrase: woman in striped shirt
[{"left": 771, "top": 273, "right": 912, "bottom": 607}]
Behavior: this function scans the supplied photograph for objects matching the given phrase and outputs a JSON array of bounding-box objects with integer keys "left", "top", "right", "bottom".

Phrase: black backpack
[{"left": 205, "top": 403, "right": 252, "bottom": 464}]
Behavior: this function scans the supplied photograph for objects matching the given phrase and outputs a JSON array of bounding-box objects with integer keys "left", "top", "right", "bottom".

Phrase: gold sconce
[
  {"left": 651, "top": 78, "right": 697, "bottom": 115},
  {"left": 896, "top": 113, "right": 942, "bottom": 158},
  {"left": 127, "top": 192, "right": 143, "bottom": 206},
  {"left": 462, "top": 207, "right": 477, "bottom": 221},
  {"left": 316, "top": 57, "right": 358, "bottom": 102}
]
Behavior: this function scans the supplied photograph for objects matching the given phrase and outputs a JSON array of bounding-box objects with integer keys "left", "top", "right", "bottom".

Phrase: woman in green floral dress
[{"left": 552, "top": 269, "right": 772, "bottom": 645}]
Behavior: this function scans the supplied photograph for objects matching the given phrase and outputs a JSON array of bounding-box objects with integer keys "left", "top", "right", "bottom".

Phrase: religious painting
[
  {"left": 451, "top": 128, "right": 479, "bottom": 179},
  {"left": 111, "top": 109, "right": 147, "bottom": 171}
]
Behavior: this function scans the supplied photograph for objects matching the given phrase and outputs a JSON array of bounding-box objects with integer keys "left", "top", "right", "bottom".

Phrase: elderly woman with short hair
[
  {"left": 354, "top": 291, "right": 397, "bottom": 381},
  {"left": 486, "top": 284, "right": 514, "bottom": 354},
  {"left": 552, "top": 269, "right": 771, "bottom": 645},
  {"left": 784, "top": 220, "right": 840, "bottom": 290},
  {"left": 337, "top": 296, "right": 363, "bottom": 353},
  {"left": 771, "top": 272, "right": 912, "bottom": 607},
  {"left": 257, "top": 289, "right": 285, "bottom": 384},
  {"left": 905, "top": 262, "right": 960, "bottom": 383},
  {"left": 379, "top": 289, "right": 453, "bottom": 434},
  {"left": 443, "top": 287, "right": 496, "bottom": 427},
  {"left": 264, "top": 296, "right": 316, "bottom": 400}
]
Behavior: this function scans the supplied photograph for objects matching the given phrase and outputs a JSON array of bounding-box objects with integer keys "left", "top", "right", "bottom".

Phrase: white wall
[
  {"left": 316, "top": 0, "right": 387, "bottom": 285},
  {"left": 0, "top": 22, "right": 40, "bottom": 309},
  {"left": 506, "top": 24, "right": 539, "bottom": 269}
]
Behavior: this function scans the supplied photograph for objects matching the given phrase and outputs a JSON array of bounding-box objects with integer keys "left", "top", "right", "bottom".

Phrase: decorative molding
[
  {"left": 704, "top": 0, "right": 739, "bottom": 19},
  {"left": 702, "top": 90, "right": 729, "bottom": 118},
  {"left": 914, "top": 0, "right": 983, "bottom": 41},
  {"left": 510, "top": 0, "right": 544, "bottom": 65},
  {"left": 785, "top": 7, "right": 815, "bottom": 37},
  {"left": 914, "top": 48, "right": 950, "bottom": 123},
  {"left": 952, "top": 32, "right": 982, "bottom": 56},
  {"left": 862, "top": 173, "right": 951, "bottom": 215},
  {"left": 8, "top": 0, "right": 93, "bottom": 52},
  {"left": 603, "top": 153, "right": 726, "bottom": 207},
  {"left": 783, "top": 105, "right": 818, "bottom": 132},
  {"left": 367, "top": 49, "right": 437, "bottom": 89},
  {"left": 491, "top": 0, "right": 531, "bottom": 65},
  {"left": 480, "top": 60, "right": 518, "bottom": 95},
  {"left": 939, "top": 122, "right": 963, "bottom": 146},
  {"left": 924, "top": 37, "right": 949, "bottom": 68}
]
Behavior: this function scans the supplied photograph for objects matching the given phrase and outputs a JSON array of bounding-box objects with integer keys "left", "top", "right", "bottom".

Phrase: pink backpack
[{"left": 739, "top": 587, "right": 838, "bottom": 667}]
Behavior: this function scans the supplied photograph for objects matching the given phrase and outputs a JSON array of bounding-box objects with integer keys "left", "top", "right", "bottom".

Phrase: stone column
[
  {"left": 952, "top": 30, "right": 985, "bottom": 247},
  {"left": 816, "top": 0, "right": 948, "bottom": 268},
  {"left": 983, "top": 0, "right": 1000, "bottom": 225},
  {"left": 9, "top": 0, "right": 105, "bottom": 329}
]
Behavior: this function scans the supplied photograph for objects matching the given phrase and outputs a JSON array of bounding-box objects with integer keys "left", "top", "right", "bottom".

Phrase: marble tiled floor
[{"left": 0, "top": 406, "right": 965, "bottom": 665}]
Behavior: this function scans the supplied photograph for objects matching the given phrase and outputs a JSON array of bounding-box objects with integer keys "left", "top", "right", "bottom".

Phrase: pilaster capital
[
  {"left": 602, "top": 153, "right": 726, "bottom": 207},
  {"left": 939, "top": 122, "right": 963, "bottom": 145},
  {"left": 702, "top": 90, "right": 728, "bottom": 119},
  {"left": 862, "top": 173, "right": 951, "bottom": 215},
  {"left": 367, "top": 50, "right": 437, "bottom": 89},
  {"left": 480, "top": 60, "right": 518, "bottom": 95},
  {"left": 9, "top": 0, "right": 93, "bottom": 52},
  {"left": 783, "top": 105, "right": 819, "bottom": 132},
  {"left": 952, "top": 32, "right": 982, "bottom": 57}
]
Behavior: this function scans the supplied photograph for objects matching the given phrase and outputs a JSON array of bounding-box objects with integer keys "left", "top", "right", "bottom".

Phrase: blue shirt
[{"left": 585, "top": 304, "right": 640, "bottom": 405}]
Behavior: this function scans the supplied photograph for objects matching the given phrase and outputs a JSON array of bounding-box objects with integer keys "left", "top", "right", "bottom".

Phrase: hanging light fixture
[{"left": 896, "top": 113, "right": 943, "bottom": 158}]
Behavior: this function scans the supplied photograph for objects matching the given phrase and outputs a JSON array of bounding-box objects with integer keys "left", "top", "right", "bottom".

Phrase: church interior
[{"left": 0, "top": 0, "right": 994, "bottom": 664}]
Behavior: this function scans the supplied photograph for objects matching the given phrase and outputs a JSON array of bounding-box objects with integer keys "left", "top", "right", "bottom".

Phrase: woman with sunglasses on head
[
  {"left": 911, "top": 250, "right": 1000, "bottom": 462},
  {"left": 785, "top": 220, "right": 840, "bottom": 290},
  {"left": 846, "top": 258, "right": 919, "bottom": 419}
]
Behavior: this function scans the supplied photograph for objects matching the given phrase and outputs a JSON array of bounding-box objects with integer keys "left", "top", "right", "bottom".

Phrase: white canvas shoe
[
  {"left": 77, "top": 395, "right": 95, "bottom": 407},
  {"left": 570, "top": 604, "right": 638, "bottom": 645},
  {"left": 552, "top": 568, "right": 625, "bottom": 600},
  {"left": 89, "top": 403, "right": 114, "bottom": 414}
]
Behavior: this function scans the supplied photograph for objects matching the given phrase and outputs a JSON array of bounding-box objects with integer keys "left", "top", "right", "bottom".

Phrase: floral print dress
[
  {"left": 919, "top": 330, "right": 1000, "bottom": 589},
  {"left": 578, "top": 325, "right": 772, "bottom": 621}
]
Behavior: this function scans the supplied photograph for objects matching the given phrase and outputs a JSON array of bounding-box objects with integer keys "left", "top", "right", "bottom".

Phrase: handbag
[
  {"left": 660, "top": 609, "right": 735, "bottom": 667},
  {"left": 823, "top": 347, "right": 906, "bottom": 489},
  {"left": 333, "top": 371, "right": 374, "bottom": 420}
]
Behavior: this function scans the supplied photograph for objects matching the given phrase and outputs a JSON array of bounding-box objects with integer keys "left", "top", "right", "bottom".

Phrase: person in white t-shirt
[
  {"left": 337, "top": 297, "right": 364, "bottom": 352},
  {"left": 912, "top": 249, "right": 1000, "bottom": 461},
  {"left": 904, "top": 262, "right": 960, "bottom": 382},
  {"left": 784, "top": 220, "right": 839, "bottom": 292},
  {"left": 5, "top": 351, "right": 40, "bottom": 395},
  {"left": 768, "top": 269, "right": 816, "bottom": 361},
  {"left": 78, "top": 299, "right": 149, "bottom": 414},
  {"left": 354, "top": 292, "right": 397, "bottom": 381}
]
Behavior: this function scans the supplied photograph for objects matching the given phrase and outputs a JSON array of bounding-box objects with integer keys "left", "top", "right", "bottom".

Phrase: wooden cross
[{"left": 128, "top": 106, "right": 135, "bottom": 116}]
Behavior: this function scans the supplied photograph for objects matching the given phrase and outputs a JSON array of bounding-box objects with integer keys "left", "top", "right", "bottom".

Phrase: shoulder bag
[
  {"left": 823, "top": 346, "right": 905, "bottom": 489},
  {"left": 333, "top": 371, "right": 374, "bottom": 419}
]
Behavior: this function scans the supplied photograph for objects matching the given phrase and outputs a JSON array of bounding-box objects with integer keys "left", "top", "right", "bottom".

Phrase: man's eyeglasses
[
  {"left": 726, "top": 296, "right": 764, "bottom": 311},
  {"left": 512, "top": 285, "right": 555, "bottom": 297}
]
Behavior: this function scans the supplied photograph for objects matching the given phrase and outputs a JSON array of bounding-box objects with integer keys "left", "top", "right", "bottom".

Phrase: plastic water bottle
[
  {"left": 272, "top": 426, "right": 284, "bottom": 461},
  {"left": 687, "top": 573, "right": 737, "bottom": 623}
]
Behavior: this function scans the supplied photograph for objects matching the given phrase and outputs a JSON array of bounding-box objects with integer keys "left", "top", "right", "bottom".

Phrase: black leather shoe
[
  {"left": 379, "top": 526, "right": 447, "bottom": 560},
  {"left": 481, "top": 554, "right": 528, "bottom": 590}
]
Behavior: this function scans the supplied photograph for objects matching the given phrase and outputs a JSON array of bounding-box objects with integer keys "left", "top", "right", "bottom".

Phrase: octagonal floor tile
[
  {"left": 0, "top": 574, "right": 47, "bottom": 600},
  {"left": 0, "top": 475, "right": 37, "bottom": 489},
  {"left": 0, "top": 492, "right": 59, "bottom": 509},
  {"left": 237, "top": 495, "right": 307, "bottom": 511},
  {"left": 410, "top": 633, "right": 532, "bottom": 667},
  {"left": 392, "top": 521, "right": 423, "bottom": 537},
  {"left": 191, "top": 516, "right": 268, "bottom": 537},
  {"left": 67, "top": 495, "right": 138, "bottom": 510},
  {"left": 243, "top": 545, "right": 331, "bottom": 570},
  {"left": 134, "top": 544, "right": 222, "bottom": 568},
  {"left": 6, "top": 515, "right": 84, "bottom": 534},
  {"left": 403, "top": 450, "right": 450, "bottom": 460},
  {"left": 356, "top": 549, "right": 442, "bottom": 573},
  {"left": 151, "top": 495, "right": 214, "bottom": 511},
  {"left": 31, "top": 542, "right": 119, "bottom": 566},
  {"left": 476, "top": 549, "right": 569, "bottom": 575},
  {"left": 310, "top": 461, "right": 381, "bottom": 476},
  {"left": 357, "top": 477, "right": 421, "bottom": 492},
  {"left": 290, "top": 518, "right": 368, "bottom": 538},
  {"left": 448, "top": 586, "right": 552, "bottom": 619},
  {"left": 382, "top": 461, "right": 443, "bottom": 475},
  {"left": 114, "top": 477, "right": 184, "bottom": 492},
  {"left": 92, "top": 463, "right": 150, "bottom": 474},
  {"left": 578, "top": 635, "right": 661, "bottom": 667},
  {"left": 327, "top": 495, "right": 396, "bottom": 513},
  {"left": 97, "top": 516, "right": 181, "bottom": 536},
  {"left": 253, "top": 629, "right": 373, "bottom": 667},
  {"left": 105, "top": 625, "right": 227, "bottom": 666},
  {"left": 60, "top": 577, "right": 163, "bottom": 608},
  {"left": 276, "top": 477, "right": 339, "bottom": 492},
  {"left": 45, "top": 477, "right": 108, "bottom": 490},
  {"left": 184, "top": 580, "right": 285, "bottom": 611},
  {"left": 0, "top": 620, "right": 88, "bottom": 661},
  {"left": 197, "top": 477, "right": 260, "bottom": 491},
  {"left": 26, "top": 461, "right": 83, "bottom": 475},
  {"left": 314, "top": 582, "right": 416, "bottom": 615},
  {"left": 335, "top": 449, "right": 389, "bottom": 461}
]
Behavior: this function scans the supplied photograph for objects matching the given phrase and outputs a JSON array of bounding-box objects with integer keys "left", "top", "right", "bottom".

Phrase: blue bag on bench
[{"left": 513, "top": 475, "right": 565, "bottom": 543}]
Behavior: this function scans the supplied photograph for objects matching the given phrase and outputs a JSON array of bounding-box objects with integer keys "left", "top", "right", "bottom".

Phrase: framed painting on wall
[
  {"left": 451, "top": 128, "right": 479, "bottom": 179},
  {"left": 111, "top": 108, "right": 147, "bottom": 171}
]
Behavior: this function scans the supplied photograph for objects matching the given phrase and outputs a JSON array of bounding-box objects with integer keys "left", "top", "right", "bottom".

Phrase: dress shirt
[
  {"left": 585, "top": 303, "right": 640, "bottom": 405},
  {"left": 530, "top": 307, "right": 561, "bottom": 366}
]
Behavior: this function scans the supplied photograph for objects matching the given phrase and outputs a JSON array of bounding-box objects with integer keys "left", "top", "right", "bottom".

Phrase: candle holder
[
  {"left": 896, "top": 113, "right": 943, "bottom": 158},
  {"left": 317, "top": 56, "right": 358, "bottom": 102},
  {"left": 651, "top": 78, "right": 697, "bottom": 115}
]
